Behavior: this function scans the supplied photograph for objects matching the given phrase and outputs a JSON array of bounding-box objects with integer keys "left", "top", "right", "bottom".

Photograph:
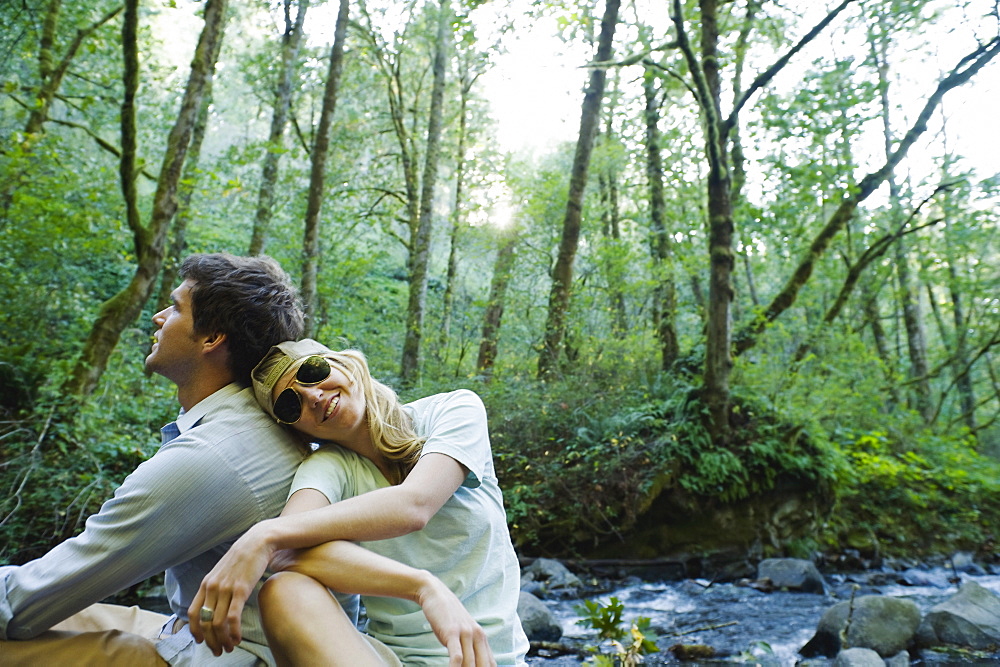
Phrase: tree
[
  {"left": 537, "top": 0, "right": 620, "bottom": 378},
  {"left": 154, "top": 24, "right": 226, "bottom": 312},
  {"left": 870, "top": 5, "right": 932, "bottom": 421},
  {"left": 440, "top": 60, "right": 480, "bottom": 358},
  {"left": 22, "top": 1, "right": 123, "bottom": 139},
  {"left": 400, "top": 0, "right": 452, "bottom": 385},
  {"left": 477, "top": 226, "right": 519, "bottom": 376},
  {"left": 248, "top": 0, "right": 310, "bottom": 256},
  {"left": 732, "top": 34, "right": 1000, "bottom": 357},
  {"left": 595, "top": 75, "right": 629, "bottom": 336},
  {"left": 643, "top": 63, "right": 678, "bottom": 370},
  {"left": 65, "top": 0, "right": 228, "bottom": 398},
  {"left": 301, "top": 0, "right": 349, "bottom": 336},
  {"left": 1, "top": 2, "right": 122, "bottom": 217}
]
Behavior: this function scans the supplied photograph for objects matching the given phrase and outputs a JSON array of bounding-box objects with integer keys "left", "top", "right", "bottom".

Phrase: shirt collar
[{"left": 175, "top": 383, "right": 244, "bottom": 433}]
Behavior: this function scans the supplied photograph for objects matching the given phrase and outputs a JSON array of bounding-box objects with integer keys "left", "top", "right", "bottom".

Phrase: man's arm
[{"left": 0, "top": 441, "right": 260, "bottom": 639}]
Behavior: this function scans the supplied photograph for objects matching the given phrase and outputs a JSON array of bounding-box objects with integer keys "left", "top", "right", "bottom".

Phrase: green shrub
[{"left": 825, "top": 426, "right": 1000, "bottom": 555}]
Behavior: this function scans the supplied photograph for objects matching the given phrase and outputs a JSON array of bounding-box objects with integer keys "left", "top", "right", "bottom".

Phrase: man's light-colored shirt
[
  {"left": 290, "top": 389, "right": 529, "bottom": 665},
  {"left": 0, "top": 384, "right": 304, "bottom": 665}
]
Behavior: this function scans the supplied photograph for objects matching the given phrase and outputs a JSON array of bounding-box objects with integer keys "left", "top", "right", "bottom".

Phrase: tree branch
[
  {"left": 932, "top": 323, "right": 1000, "bottom": 425},
  {"left": 733, "top": 36, "right": 1000, "bottom": 357},
  {"left": 726, "top": 0, "right": 855, "bottom": 131},
  {"left": 46, "top": 117, "right": 157, "bottom": 181}
]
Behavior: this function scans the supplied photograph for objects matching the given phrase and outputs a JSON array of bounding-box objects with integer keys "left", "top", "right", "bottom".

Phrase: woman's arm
[
  {"left": 273, "top": 541, "right": 495, "bottom": 665},
  {"left": 189, "top": 452, "right": 466, "bottom": 652},
  {"left": 262, "top": 451, "right": 467, "bottom": 549}
]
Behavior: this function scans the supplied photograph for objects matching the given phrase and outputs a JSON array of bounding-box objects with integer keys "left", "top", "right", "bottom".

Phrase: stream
[{"left": 525, "top": 566, "right": 1000, "bottom": 665}]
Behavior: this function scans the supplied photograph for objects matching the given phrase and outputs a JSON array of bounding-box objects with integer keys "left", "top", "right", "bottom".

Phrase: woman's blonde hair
[{"left": 252, "top": 343, "right": 424, "bottom": 485}]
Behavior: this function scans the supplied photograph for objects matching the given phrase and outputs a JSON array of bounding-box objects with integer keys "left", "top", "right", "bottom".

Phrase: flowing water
[{"left": 526, "top": 567, "right": 1000, "bottom": 666}]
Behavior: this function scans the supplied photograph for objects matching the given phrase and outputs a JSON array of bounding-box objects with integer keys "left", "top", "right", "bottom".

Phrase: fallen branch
[
  {"left": 669, "top": 620, "right": 738, "bottom": 637},
  {"left": 528, "top": 640, "right": 590, "bottom": 658}
]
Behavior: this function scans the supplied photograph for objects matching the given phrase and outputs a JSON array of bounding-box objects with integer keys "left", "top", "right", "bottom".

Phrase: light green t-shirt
[{"left": 289, "top": 389, "right": 529, "bottom": 665}]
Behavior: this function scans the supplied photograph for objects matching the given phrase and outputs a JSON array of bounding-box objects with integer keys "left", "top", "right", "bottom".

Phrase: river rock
[
  {"left": 916, "top": 580, "right": 1000, "bottom": 649},
  {"left": 757, "top": 557, "right": 825, "bottom": 593},
  {"left": 521, "top": 557, "right": 582, "bottom": 597},
  {"left": 885, "top": 651, "right": 910, "bottom": 666},
  {"left": 833, "top": 647, "right": 885, "bottom": 667},
  {"left": 799, "top": 595, "right": 921, "bottom": 658},
  {"left": 950, "top": 551, "right": 986, "bottom": 575},
  {"left": 517, "top": 591, "right": 562, "bottom": 642}
]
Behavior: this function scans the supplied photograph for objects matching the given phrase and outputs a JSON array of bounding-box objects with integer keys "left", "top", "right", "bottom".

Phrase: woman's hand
[
  {"left": 416, "top": 574, "right": 496, "bottom": 667},
  {"left": 187, "top": 523, "right": 275, "bottom": 656}
]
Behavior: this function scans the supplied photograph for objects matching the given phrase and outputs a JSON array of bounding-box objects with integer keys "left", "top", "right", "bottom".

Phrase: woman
[{"left": 188, "top": 339, "right": 528, "bottom": 666}]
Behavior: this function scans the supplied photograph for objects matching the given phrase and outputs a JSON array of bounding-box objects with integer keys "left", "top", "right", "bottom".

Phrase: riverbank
[{"left": 523, "top": 558, "right": 1000, "bottom": 665}]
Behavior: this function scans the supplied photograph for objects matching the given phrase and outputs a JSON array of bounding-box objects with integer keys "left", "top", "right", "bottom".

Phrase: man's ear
[{"left": 202, "top": 331, "right": 228, "bottom": 355}]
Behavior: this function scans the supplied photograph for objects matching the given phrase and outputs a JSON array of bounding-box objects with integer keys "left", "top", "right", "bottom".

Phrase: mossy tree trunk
[
  {"left": 537, "top": 0, "right": 620, "bottom": 379},
  {"left": 155, "top": 28, "right": 225, "bottom": 313},
  {"left": 400, "top": 0, "right": 451, "bottom": 386},
  {"left": 248, "top": 0, "right": 310, "bottom": 256},
  {"left": 643, "top": 65, "right": 678, "bottom": 370},
  {"left": 476, "top": 228, "right": 519, "bottom": 377},
  {"left": 440, "top": 66, "right": 477, "bottom": 359},
  {"left": 300, "top": 0, "right": 347, "bottom": 336},
  {"left": 65, "top": 0, "right": 228, "bottom": 398}
]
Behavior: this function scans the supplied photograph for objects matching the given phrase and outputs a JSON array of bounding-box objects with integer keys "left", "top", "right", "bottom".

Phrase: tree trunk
[
  {"left": 941, "top": 208, "right": 976, "bottom": 430},
  {"left": 155, "top": 28, "right": 224, "bottom": 312},
  {"left": 476, "top": 229, "right": 519, "bottom": 377},
  {"left": 248, "top": 0, "right": 310, "bottom": 256},
  {"left": 440, "top": 68, "right": 475, "bottom": 359},
  {"left": 672, "top": 0, "right": 735, "bottom": 440},
  {"left": 643, "top": 65, "right": 678, "bottom": 370},
  {"left": 65, "top": 0, "right": 227, "bottom": 398},
  {"left": 731, "top": 1, "right": 760, "bottom": 311},
  {"left": 400, "top": 0, "right": 450, "bottom": 386},
  {"left": 300, "top": 0, "right": 348, "bottom": 336},
  {"left": 596, "top": 72, "right": 628, "bottom": 336},
  {"left": 537, "top": 0, "right": 620, "bottom": 378},
  {"left": 872, "top": 17, "right": 932, "bottom": 422},
  {"left": 894, "top": 231, "right": 932, "bottom": 419},
  {"left": 861, "top": 276, "right": 900, "bottom": 406}
]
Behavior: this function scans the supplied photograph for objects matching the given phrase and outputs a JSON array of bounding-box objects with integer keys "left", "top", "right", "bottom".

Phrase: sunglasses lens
[
  {"left": 297, "top": 355, "right": 332, "bottom": 384},
  {"left": 273, "top": 388, "right": 301, "bottom": 424}
]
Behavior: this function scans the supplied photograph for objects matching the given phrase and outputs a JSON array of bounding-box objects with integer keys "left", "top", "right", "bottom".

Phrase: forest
[{"left": 1, "top": 0, "right": 999, "bottom": 570}]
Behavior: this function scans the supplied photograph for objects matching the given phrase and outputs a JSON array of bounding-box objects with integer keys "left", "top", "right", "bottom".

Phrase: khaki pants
[{"left": 1, "top": 602, "right": 170, "bottom": 666}]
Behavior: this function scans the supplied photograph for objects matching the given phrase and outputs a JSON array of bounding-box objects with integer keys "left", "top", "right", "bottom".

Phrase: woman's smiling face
[{"left": 273, "top": 357, "right": 367, "bottom": 443}]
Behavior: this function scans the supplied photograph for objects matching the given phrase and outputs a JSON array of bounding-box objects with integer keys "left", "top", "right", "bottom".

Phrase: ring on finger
[{"left": 200, "top": 606, "right": 214, "bottom": 623}]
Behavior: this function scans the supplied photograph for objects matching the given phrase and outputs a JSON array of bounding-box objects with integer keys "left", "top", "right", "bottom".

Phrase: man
[{"left": 0, "top": 253, "right": 306, "bottom": 665}]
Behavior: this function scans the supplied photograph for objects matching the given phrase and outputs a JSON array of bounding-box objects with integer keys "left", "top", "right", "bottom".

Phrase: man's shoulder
[{"left": 173, "top": 387, "right": 303, "bottom": 460}]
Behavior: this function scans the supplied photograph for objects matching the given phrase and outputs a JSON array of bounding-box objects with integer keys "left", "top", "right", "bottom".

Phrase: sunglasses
[{"left": 273, "top": 355, "right": 333, "bottom": 424}]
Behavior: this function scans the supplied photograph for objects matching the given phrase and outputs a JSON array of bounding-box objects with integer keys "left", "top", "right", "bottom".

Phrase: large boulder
[
  {"left": 800, "top": 595, "right": 921, "bottom": 658},
  {"left": 916, "top": 581, "right": 1000, "bottom": 650},
  {"left": 757, "top": 558, "right": 825, "bottom": 593},
  {"left": 517, "top": 591, "right": 562, "bottom": 642}
]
